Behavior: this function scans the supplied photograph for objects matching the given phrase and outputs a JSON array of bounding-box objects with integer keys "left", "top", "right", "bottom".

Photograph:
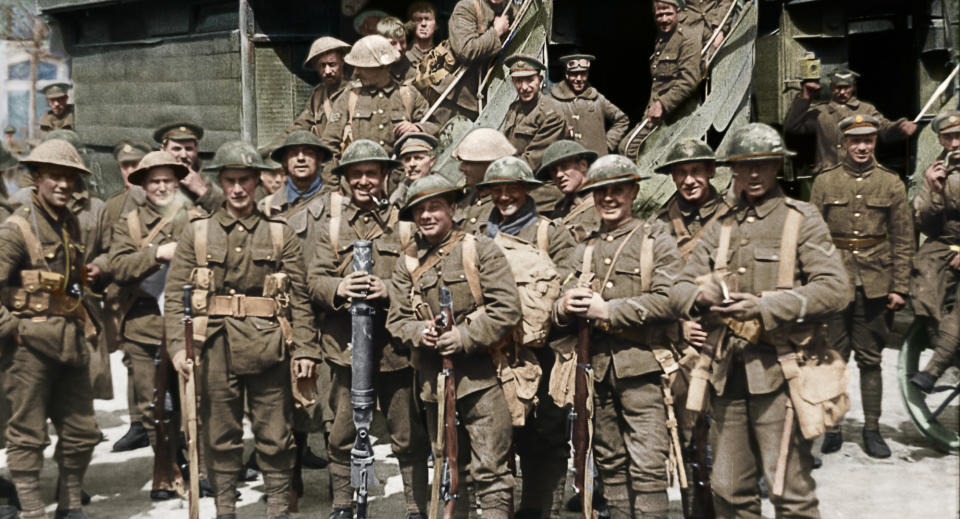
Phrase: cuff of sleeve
[
  {"left": 457, "top": 325, "right": 478, "bottom": 355},
  {"left": 607, "top": 299, "right": 633, "bottom": 329}
]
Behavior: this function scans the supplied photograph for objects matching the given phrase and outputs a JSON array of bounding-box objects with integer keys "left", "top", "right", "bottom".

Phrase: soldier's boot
[
  {"left": 329, "top": 461, "right": 354, "bottom": 514},
  {"left": 518, "top": 455, "right": 566, "bottom": 517},
  {"left": 602, "top": 483, "right": 631, "bottom": 519},
  {"left": 211, "top": 470, "right": 239, "bottom": 517},
  {"left": 398, "top": 458, "right": 429, "bottom": 516},
  {"left": 55, "top": 466, "right": 87, "bottom": 517},
  {"left": 632, "top": 491, "right": 669, "bottom": 519},
  {"left": 263, "top": 471, "right": 291, "bottom": 518},
  {"left": 478, "top": 489, "right": 513, "bottom": 519},
  {"left": 10, "top": 471, "right": 47, "bottom": 519},
  {"left": 298, "top": 431, "right": 328, "bottom": 470},
  {"left": 112, "top": 421, "right": 150, "bottom": 452},
  {"left": 860, "top": 368, "right": 890, "bottom": 458},
  {"left": 915, "top": 328, "right": 960, "bottom": 392},
  {"left": 820, "top": 426, "right": 843, "bottom": 454}
]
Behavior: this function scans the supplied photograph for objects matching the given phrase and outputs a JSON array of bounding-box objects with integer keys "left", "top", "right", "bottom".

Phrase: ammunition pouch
[
  {"left": 1, "top": 270, "right": 84, "bottom": 320},
  {"left": 491, "top": 345, "right": 542, "bottom": 427}
]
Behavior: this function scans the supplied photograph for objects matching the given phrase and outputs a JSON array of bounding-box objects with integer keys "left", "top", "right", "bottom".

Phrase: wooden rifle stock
[
  {"left": 573, "top": 318, "right": 593, "bottom": 519},
  {"left": 181, "top": 285, "right": 200, "bottom": 519},
  {"left": 439, "top": 287, "right": 459, "bottom": 519}
]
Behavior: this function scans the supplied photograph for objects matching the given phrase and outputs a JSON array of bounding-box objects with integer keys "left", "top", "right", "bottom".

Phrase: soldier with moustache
[{"left": 38, "top": 83, "right": 75, "bottom": 137}]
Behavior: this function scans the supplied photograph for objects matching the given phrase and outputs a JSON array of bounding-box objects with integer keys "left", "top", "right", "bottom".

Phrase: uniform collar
[
  {"left": 674, "top": 187, "right": 721, "bottom": 220},
  {"left": 344, "top": 193, "right": 390, "bottom": 223},
  {"left": 31, "top": 191, "right": 70, "bottom": 225},
  {"left": 215, "top": 207, "right": 260, "bottom": 231},
  {"left": 415, "top": 227, "right": 463, "bottom": 260},
  {"left": 362, "top": 79, "right": 398, "bottom": 96},
  {"left": 551, "top": 81, "right": 597, "bottom": 101},
  {"left": 831, "top": 96, "right": 861, "bottom": 110},
  {"left": 733, "top": 186, "right": 785, "bottom": 221},
  {"left": 842, "top": 154, "right": 876, "bottom": 176},
  {"left": 595, "top": 216, "right": 641, "bottom": 240}
]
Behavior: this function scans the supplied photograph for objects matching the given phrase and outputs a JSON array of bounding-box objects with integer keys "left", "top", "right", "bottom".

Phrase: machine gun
[{"left": 350, "top": 241, "right": 378, "bottom": 519}]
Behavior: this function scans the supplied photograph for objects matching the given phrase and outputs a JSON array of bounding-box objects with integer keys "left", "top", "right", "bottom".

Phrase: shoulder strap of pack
[
  {"left": 536, "top": 218, "right": 550, "bottom": 253},
  {"left": 7, "top": 214, "right": 45, "bottom": 268},
  {"left": 714, "top": 218, "right": 734, "bottom": 271},
  {"left": 329, "top": 192, "right": 344, "bottom": 253},
  {"left": 409, "top": 231, "right": 467, "bottom": 287},
  {"left": 126, "top": 208, "right": 143, "bottom": 250},
  {"left": 777, "top": 208, "right": 803, "bottom": 290},
  {"left": 347, "top": 89, "right": 360, "bottom": 126},
  {"left": 461, "top": 233, "right": 484, "bottom": 307},
  {"left": 399, "top": 86, "right": 415, "bottom": 120},
  {"left": 640, "top": 222, "right": 655, "bottom": 292},
  {"left": 473, "top": 0, "right": 484, "bottom": 31},
  {"left": 398, "top": 220, "right": 414, "bottom": 250},
  {"left": 193, "top": 218, "right": 209, "bottom": 267},
  {"left": 598, "top": 221, "right": 644, "bottom": 296},
  {"left": 263, "top": 192, "right": 277, "bottom": 218},
  {"left": 580, "top": 239, "right": 596, "bottom": 285},
  {"left": 667, "top": 199, "right": 691, "bottom": 243},
  {"left": 269, "top": 220, "right": 284, "bottom": 270},
  {"left": 563, "top": 197, "right": 594, "bottom": 224}
]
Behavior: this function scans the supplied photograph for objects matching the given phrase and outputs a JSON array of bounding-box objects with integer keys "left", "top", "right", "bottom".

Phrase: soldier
[
  {"left": 0, "top": 139, "right": 102, "bottom": 519},
  {"left": 387, "top": 174, "right": 520, "bottom": 518},
  {"left": 257, "top": 152, "right": 286, "bottom": 201},
  {"left": 3, "top": 126, "right": 24, "bottom": 158},
  {"left": 39, "top": 83, "right": 75, "bottom": 137},
  {"left": 620, "top": 0, "right": 702, "bottom": 160},
  {"left": 289, "top": 37, "right": 352, "bottom": 137},
  {"left": 910, "top": 110, "right": 960, "bottom": 392},
  {"left": 451, "top": 127, "right": 517, "bottom": 231},
  {"left": 153, "top": 121, "right": 224, "bottom": 213},
  {"left": 431, "top": 0, "right": 511, "bottom": 124},
  {"left": 536, "top": 140, "right": 600, "bottom": 242},
  {"left": 164, "top": 140, "right": 320, "bottom": 519},
  {"left": 378, "top": 16, "right": 418, "bottom": 85},
  {"left": 552, "top": 154, "right": 683, "bottom": 518},
  {"left": 406, "top": 2, "right": 438, "bottom": 67},
  {"left": 784, "top": 68, "right": 917, "bottom": 172},
  {"left": 501, "top": 55, "right": 567, "bottom": 173},
  {"left": 0, "top": 143, "right": 17, "bottom": 510},
  {"left": 810, "top": 114, "right": 913, "bottom": 458},
  {"left": 390, "top": 132, "right": 439, "bottom": 206},
  {"left": 548, "top": 54, "right": 630, "bottom": 156},
  {"left": 321, "top": 35, "right": 437, "bottom": 159},
  {"left": 106, "top": 151, "right": 190, "bottom": 466},
  {"left": 475, "top": 156, "right": 576, "bottom": 517},
  {"left": 672, "top": 123, "right": 850, "bottom": 518},
  {"left": 307, "top": 140, "right": 429, "bottom": 519}
]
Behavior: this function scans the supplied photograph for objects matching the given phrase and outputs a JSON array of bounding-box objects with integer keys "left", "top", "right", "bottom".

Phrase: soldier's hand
[
  {"left": 647, "top": 101, "right": 664, "bottom": 123},
  {"left": 710, "top": 292, "right": 761, "bottom": 320},
  {"left": 801, "top": 80, "right": 821, "bottom": 100},
  {"left": 559, "top": 287, "right": 594, "bottom": 318},
  {"left": 366, "top": 275, "right": 389, "bottom": 300},
  {"left": 172, "top": 350, "right": 193, "bottom": 380},
  {"left": 337, "top": 271, "right": 372, "bottom": 299},
  {"left": 420, "top": 318, "right": 440, "bottom": 348},
  {"left": 85, "top": 264, "right": 101, "bottom": 285},
  {"left": 886, "top": 292, "right": 907, "bottom": 311},
  {"left": 437, "top": 326, "right": 464, "bottom": 356},
  {"left": 156, "top": 242, "right": 178, "bottom": 262},
  {"left": 899, "top": 120, "right": 918, "bottom": 137},
  {"left": 394, "top": 121, "right": 421, "bottom": 137},
  {"left": 925, "top": 161, "right": 947, "bottom": 192},
  {"left": 493, "top": 14, "right": 510, "bottom": 37},
  {"left": 950, "top": 252, "right": 960, "bottom": 271},
  {"left": 695, "top": 273, "right": 725, "bottom": 307},
  {"left": 293, "top": 358, "right": 317, "bottom": 379},
  {"left": 682, "top": 320, "right": 707, "bottom": 348},
  {"left": 180, "top": 169, "right": 209, "bottom": 198},
  {"left": 712, "top": 31, "right": 725, "bottom": 50}
]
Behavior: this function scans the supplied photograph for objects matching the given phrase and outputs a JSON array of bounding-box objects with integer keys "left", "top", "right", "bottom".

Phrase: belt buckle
[{"left": 232, "top": 294, "right": 246, "bottom": 318}]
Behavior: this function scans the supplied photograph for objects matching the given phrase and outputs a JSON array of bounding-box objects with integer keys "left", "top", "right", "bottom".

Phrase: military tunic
[
  {"left": 549, "top": 81, "right": 630, "bottom": 156},
  {"left": 443, "top": 0, "right": 502, "bottom": 116},
  {"left": 0, "top": 195, "right": 101, "bottom": 474},
  {"left": 406, "top": 43, "right": 434, "bottom": 68},
  {"left": 163, "top": 207, "right": 319, "bottom": 511},
  {"left": 289, "top": 79, "right": 348, "bottom": 138},
  {"left": 38, "top": 105, "right": 75, "bottom": 137},
  {"left": 672, "top": 187, "right": 850, "bottom": 518},
  {"left": 387, "top": 228, "right": 519, "bottom": 515},
  {"left": 655, "top": 188, "right": 731, "bottom": 260},
  {"left": 321, "top": 80, "right": 436, "bottom": 160},
  {"left": 307, "top": 198, "right": 428, "bottom": 514},
  {"left": 502, "top": 92, "right": 567, "bottom": 173},
  {"left": 548, "top": 195, "right": 600, "bottom": 244},
  {"left": 784, "top": 96, "right": 909, "bottom": 172}
]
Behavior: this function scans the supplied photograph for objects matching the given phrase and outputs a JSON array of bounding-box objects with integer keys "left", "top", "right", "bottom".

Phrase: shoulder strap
[
  {"left": 777, "top": 208, "right": 803, "bottom": 290},
  {"left": 329, "top": 192, "right": 344, "bottom": 253},
  {"left": 598, "top": 221, "right": 644, "bottom": 296},
  {"left": 461, "top": 233, "right": 484, "bottom": 307},
  {"left": 714, "top": 219, "right": 734, "bottom": 271},
  {"left": 7, "top": 214, "right": 45, "bottom": 268},
  {"left": 409, "top": 231, "right": 466, "bottom": 287},
  {"left": 678, "top": 203, "right": 731, "bottom": 260},
  {"left": 563, "top": 197, "right": 594, "bottom": 224},
  {"left": 580, "top": 239, "right": 596, "bottom": 285},
  {"left": 262, "top": 192, "right": 277, "bottom": 218},
  {"left": 322, "top": 87, "right": 333, "bottom": 123},
  {"left": 193, "top": 218, "right": 209, "bottom": 267},
  {"left": 398, "top": 220, "right": 414, "bottom": 250},
  {"left": 667, "top": 200, "right": 691, "bottom": 243},
  {"left": 473, "top": 0, "right": 484, "bottom": 31},
  {"left": 536, "top": 218, "right": 550, "bottom": 253},
  {"left": 269, "top": 220, "right": 284, "bottom": 270},
  {"left": 640, "top": 223, "right": 655, "bottom": 292},
  {"left": 399, "top": 86, "right": 415, "bottom": 120},
  {"left": 126, "top": 209, "right": 143, "bottom": 249}
]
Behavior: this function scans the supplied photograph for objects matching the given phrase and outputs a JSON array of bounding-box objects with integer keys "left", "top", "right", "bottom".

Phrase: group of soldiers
[{"left": 0, "top": 0, "right": 957, "bottom": 519}]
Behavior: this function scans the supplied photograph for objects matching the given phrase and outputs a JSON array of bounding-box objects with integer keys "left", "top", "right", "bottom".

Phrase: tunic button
[
  {"left": 379, "top": 140, "right": 385, "bottom": 145},
  {"left": 605, "top": 281, "right": 614, "bottom": 289},
  {"left": 229, "top": 289, "right": 236, "bottom": 295},
  {"left": 605, "top": 235, "right": 614, "bottom": 242},
  {"left": 833, "top": 200, "right": 841, "bottom": 204},
  {"left": 378, "top": 109, "right": 384, "bottom": 114},
  {"left": 853, "top": 230, "right": 861, "bottom": 235},
  {"left": 235, "top": 247, "right": 242, "bottom": 252},
  {"left": 438, "top": 248, "right": 444, "bottom": 254},
  {"left": 740, "top": 239, "right": 749, "bottom": 246},
  {"left": 746, "top": 216, "right": 756, "bottom": 223},
  {"left": 45, "top": 252, "right": 55, "bottom": 259},
  {"left": 856, "top": 177, "right": 863, "bottom": 182},
  {"left": 855, "top": 194, "right": 863, "bottom": 199},
  {"left": 633, "top": 267, "right": 640, "bottom": 273},
  {"left": 378, "top": 93, "right": 384, "bottom": 98},
  {"left": 378, "top": 124, "right": 385, "bottom": 129},
  {"left": 737, "top": 267, "right": 747, "bottom": 274},
  {"left": 470, "top": 217, "right": 477, "bottom": 223},
  {"left": 363, "top": 216, "right": 370, "bottom": 223},
  {"left": 854, "top": 212, "right": 861, "bottom": 217},
  {"left": 852, "top": 250, "right": 859, "bottom": 255},
  {"left": 603, "top": 258, "right": 612, "bottom": 265},
  {"left": 207, "top": 254, "right": 212, "bottom": 258}
]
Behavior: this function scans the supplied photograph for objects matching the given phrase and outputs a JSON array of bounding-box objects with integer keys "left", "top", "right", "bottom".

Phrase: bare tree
[{"left": 2, "top": 0, "right": 54, "bottom": 138}]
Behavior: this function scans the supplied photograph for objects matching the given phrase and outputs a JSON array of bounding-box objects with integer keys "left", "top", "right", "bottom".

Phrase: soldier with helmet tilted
[
  {"left": 289, "top": 37, "right": 353, "bottom": 138},
  {"left": 0, "top": 139, "right": 102, "bottom": 519},
  {"left": 537, "top": 140, "right": 601, "bottom": 242},
  {"left": 672, "top": 123, "right": 850, "bottom": 518},
  {"left": 810, "top": 114, "right": 914, "bottom": 459},
  {"left": 452, "top": 127, "right": 517, "bottom": 232},
  {"left": 164, "top": 141, "right": 321, "bottom": 519},
  {"left": 308, "top": 139, "right": 429, "bottom": 519},
  {"left": 553, "top": 155, "right": 685, "bottom": 518}
]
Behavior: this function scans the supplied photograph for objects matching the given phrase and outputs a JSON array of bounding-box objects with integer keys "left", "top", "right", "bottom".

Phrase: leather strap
[
  {"left": 461, "top": 233, "right": 483, "bottom": 307},
  {"left": 715, "top": 219, "right": 734, "bottom": 271},
  {"left": 536, "top": 218, "right": 550, "bottom": 253},
  {"left": 207, "top": 295, "right": 277, "bottom": 318},
  {"left": 777, "top": 208, "right": 803, "bottom": 290},
  {"left": 127, "top": 208, "right": 173, "bottom": 251},
  {"left": 268, "top": 220, "right": 284, "bottom": 270},
  {"left": 640, "top": 224, "right": 655, "bottom": 292},
  {"left": 409, "top": 231, "right": 466, "bottom": 287},
  {"left": 193, "top": 218, "right": 209, "bottom": 267},
  {"left": 831, "top": 234, "right": 886, "bottom": 251},
  {"left": 330, "top": 192, "right": 344, "bottom": 253},
  {"left": 597, "top": 221, "right": 644, "bottom": 297},
  {"left": 562, "top": 196, "right": 594, "bottom": 224},
  {"left": 7, "top": 215, "right": 45, "bottom": 268}
]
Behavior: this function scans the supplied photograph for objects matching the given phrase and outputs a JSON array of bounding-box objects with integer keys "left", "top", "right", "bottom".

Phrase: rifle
[
  {"left": 572, "top": 316, "right": 594, "bottom": 519},
  {"left": 150, "top": 329, "right": 186, "bottom": 498},
  {"left": 438, "top": 286, "right": 459, "bottom": 519},
  {"left": 181, "top": 285, "right": 200, "bottom": 519},
  {"left": 684, "top": 322, "right": 725, "bottom": 519},
  {"left": 350, "top": 241, "right": 378, "bottom": 519}
]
